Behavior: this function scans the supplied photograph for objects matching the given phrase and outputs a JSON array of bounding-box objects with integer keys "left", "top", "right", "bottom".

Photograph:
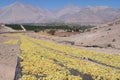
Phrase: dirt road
[{"left": 0, "top": 34, "right": 20, "bottom": 80}]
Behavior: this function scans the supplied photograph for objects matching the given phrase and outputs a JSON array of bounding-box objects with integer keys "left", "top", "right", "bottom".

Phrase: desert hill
[
  {"left": 61, "top": 18, "right": 120, "bottom": 49},
  {"left": 0, "top": 2, "right": 120, "bottom": 25}
]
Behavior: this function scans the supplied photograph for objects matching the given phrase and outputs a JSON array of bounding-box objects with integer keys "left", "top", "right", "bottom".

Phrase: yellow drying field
[
  {"left": 5, "top": 34, "right": 120, "bottom": 80},
  {"left": 3, "top": 39, "right": 18, "bottom": 44}
]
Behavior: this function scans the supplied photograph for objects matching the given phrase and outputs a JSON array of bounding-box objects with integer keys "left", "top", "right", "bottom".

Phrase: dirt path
[{"left": 0, "top": 34, "right": 20, "bottom": 80}]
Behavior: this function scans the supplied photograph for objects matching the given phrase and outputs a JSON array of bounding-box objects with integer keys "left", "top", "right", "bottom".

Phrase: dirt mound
[{"left": 0, "top": 25, "right": 16, "bottom": 33}]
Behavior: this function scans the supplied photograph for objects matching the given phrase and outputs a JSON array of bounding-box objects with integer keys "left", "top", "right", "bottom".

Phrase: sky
[{"left": 0, "top": 0, "right": 120, "bottom": 10}]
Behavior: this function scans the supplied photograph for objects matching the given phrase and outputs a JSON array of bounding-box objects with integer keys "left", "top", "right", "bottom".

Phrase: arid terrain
[
  {"left": 0, "top": 34, "right": 20, "bottom": 80},
  {"left": 26, "top": 19, "right": 120, "bottom": 54},
  {"left": 0, "top": 1, "right": 120, "bottom": 80},
  {"left": 0, "top": 17, "right": 120, "bottom": 80}
]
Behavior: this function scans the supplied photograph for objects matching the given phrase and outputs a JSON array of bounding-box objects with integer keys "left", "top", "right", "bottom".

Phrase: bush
[
  {"left": 112, "top": 39, "right": 116, "bottom": 42},
  {"left": 47, "top": 29, "right": 56, "bottom": 35},
  {"left": 34, "top": 29, "right": 40, "bottom": 32},
  {"left": 86, "top": 29, "right": 91, "bottom": 32},
  {"left": 107, "top": 28, "right": 111, "bottom": 31},
  {"left": 107, "top": 44, "right": 112, "bottom": 47}
]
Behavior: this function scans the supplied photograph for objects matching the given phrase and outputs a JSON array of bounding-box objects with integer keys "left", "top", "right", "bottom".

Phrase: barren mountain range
[{"left": 0, "top": 2, "right": 120, "bottom": 25}]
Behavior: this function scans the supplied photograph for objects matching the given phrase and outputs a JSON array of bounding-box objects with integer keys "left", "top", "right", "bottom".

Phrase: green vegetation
[
  {"left": 47, "top": 29, "right": 56, "bottom": 35},
  {"left": 5, "top": 24, "right": 22, "bottom": 30},
  {"left": 23, "top": 25, "right": 70, "bottom": 31},
  {"left": 5, "top": 24, "right": 94, "bottom": 32}
]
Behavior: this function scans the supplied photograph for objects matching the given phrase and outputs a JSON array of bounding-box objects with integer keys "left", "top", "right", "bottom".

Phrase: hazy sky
[{"left": 0, "top": 0, "right": 120, "bottom": 10}]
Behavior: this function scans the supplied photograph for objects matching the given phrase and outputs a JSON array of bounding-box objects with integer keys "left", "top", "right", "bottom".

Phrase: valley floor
[{"left": 0, "top": 32, "right": 120, "bottom": 80}]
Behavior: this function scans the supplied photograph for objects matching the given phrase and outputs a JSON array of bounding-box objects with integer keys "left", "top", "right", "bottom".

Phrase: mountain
[
  {"left": 0, "top": 2, "right": 54, "bottom": 23},
  {"left": 56, "top": 5, "right": 81, "bottom": 18},
  {"left": 57, "top": 6, "right": 120, "bottom": 25},
  {"left": 0, "top": 2, "right": 120, "bottom": 25}
]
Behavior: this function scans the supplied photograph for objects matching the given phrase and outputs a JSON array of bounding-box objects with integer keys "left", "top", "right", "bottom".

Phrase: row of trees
[
  {"left": 5, "top": 24, "right": 23, "bottom": 30},
  {"left": 5, "top": 24, "right": 94, "bottom": 33}
]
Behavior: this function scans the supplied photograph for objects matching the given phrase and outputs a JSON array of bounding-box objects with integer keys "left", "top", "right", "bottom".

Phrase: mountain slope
[
  {"left": 58, "top": 6, "right": 120, "bottom": 25},
  {"left": 61, "top": 17, "right": 120, "bottom": 49},
  {"left": 0, "top": 2, "right": 54, "bottom": 23},
  {"left": 0, "top": 2, "right": 120, "bottom": 25},
  {"left": 56, "top": 5, "right": 81, "bottom": 18}
]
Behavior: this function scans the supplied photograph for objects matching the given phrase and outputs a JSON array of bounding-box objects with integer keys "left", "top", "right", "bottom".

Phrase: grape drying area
[{"left": 0, "top": 33, "right": 120, "bottom": 80}]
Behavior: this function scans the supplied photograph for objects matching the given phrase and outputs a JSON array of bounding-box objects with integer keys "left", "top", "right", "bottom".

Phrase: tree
[{"left": 47, "top": 29, "right": 56, "bottom": 35}]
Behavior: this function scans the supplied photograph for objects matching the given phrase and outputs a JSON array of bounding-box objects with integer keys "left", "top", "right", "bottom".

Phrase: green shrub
[
  {"left": 34, "top": 29, "right": 40, "bottom": 32},
  {"left": 47, "top": 29, "right": 56, "bottom": 35}
]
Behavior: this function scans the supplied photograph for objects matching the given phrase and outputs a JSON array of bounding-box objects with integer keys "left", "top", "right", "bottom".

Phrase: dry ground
[
  {"left": 0, "top": 18, "right": 120, "bottom": 79},
  {"left": 26, "top": 21, "right": 120, "bottom": 55},
  {"left": 26, "top": 32, "right": 120, "bottom": 55},
  {"left": 0, "top": 34, "right": 20, "bottom": 80},
  {"left": 54, "top": 32, "right": 80, "bottom": 37}
]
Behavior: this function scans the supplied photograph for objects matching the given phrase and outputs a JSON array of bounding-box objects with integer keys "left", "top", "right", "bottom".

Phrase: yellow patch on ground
[{"left": 3, "top": 39, "right": 18, "bottom": 45}]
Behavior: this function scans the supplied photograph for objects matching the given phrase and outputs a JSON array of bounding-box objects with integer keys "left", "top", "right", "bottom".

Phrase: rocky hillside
[{"left": 55, "top": 18, "right": 120, "bottom": 49}]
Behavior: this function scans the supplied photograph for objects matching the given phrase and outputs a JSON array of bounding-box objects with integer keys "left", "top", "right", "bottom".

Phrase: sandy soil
[
  {"left": 55, "top": 32, "right": 80, "bottom": 37},
  {"left": 0, "top": 34, "right": 20, "bottom": 80},
  {"left": 26, "top": 31, "right": 120, "bottom": 55}
]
